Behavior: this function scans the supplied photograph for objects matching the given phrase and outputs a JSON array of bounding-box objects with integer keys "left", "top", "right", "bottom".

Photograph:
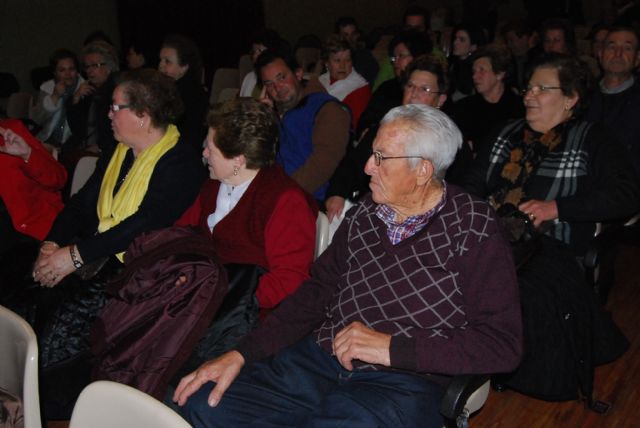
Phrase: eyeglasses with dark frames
[
  {"left": 521, "top": 84, "right": 562, "bottom": 96},
  {"left": 262, "top": 72, "right": 289, "bottom": 88},
  {"left": 84, "top": 62, "right": 107, "bottom": 71},
  {"left": 371, "top": 150, "right": 424, "bottom": 166}
]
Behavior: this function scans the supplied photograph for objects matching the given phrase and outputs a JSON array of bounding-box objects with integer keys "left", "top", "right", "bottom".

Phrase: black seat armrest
[{"left": 440, "top": 374, "right": 490, "bottom": 421}]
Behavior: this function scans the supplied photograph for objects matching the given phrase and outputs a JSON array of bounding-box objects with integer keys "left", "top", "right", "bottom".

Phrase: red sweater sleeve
[
  {"left": 256, "top": 188, "right": 317, "bottom": 308},
  {"left": 9, "top": 120, "right": 67, "bottom": 189},
  {"left": 343, "top": 85, "right": 372, "bottom": 131}
]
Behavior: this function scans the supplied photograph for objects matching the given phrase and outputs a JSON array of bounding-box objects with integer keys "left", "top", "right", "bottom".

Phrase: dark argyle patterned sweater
[{"left": 237, "top": 185, "right": 523, "bottom": 377}]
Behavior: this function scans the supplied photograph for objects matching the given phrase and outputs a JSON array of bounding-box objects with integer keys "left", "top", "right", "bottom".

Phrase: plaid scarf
[
  {"left": 489, "top": 122, "right": 564, "bottom": 210},
  {"left": 485, "top": 118, "right": 593, "bottom": 245}
]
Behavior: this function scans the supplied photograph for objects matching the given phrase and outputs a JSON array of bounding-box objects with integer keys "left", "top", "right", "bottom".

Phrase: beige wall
[{"left": 0, "top": 0, "right": 119, "bottom": 94}]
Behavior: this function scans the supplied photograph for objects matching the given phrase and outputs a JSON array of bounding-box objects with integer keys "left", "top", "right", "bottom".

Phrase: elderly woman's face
[
  {"left": 326, "top": 49, "right": 353, "bottom": 81},
  {"left": 158, "top": 47, "right": 189, "bottom": 80},
  {"left": 402, "top": 70, "right": 445, "bottom": 108},
  {"left": 203, "top": 128, "right": 236, "bottom": 182},
  {"left": 108, "top": 86, "right": 142, "bottom": 145},
  {"left": 83, "top": 53, "right": 111, "bottom": 87},
  {"left": 524, "top": 67, "right": 577, "bottom": 133}
]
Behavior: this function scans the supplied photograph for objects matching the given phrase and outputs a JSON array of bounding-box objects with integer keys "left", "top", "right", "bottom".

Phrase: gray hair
[
  {"left": 82, "top": 41, "right": 120, "bottom": 72},
  {"left": 380, "top": 104, "right": 462, "bottom": 180}
]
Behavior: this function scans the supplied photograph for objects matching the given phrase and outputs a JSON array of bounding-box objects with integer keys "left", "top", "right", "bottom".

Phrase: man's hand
[
  {"left": 325, "top": 196, "right": 346, "bottom": 223},
  {"left": 173, "top": 350, "right": 245, "bottom": 407},
  {"left": 518, "top": 199, "right": 558, "bottom": 228},
  {"left": 258, "top": 85, "right": 274, "bottom": 109},
  {"left": 333, "top": 321, "right": 392, "bottom": 370}
]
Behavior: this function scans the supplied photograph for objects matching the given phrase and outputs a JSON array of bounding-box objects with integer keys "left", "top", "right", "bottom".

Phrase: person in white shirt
[{"left": 31, "top": 49, "right": 84, "bottom": 147}]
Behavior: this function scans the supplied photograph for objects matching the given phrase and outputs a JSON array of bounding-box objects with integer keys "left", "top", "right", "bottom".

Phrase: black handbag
[
  {"left": 171, "top": 263, "right": 264, "bottom": 382},
  {"left": 496, "top": 203, "right": 541, "bottom": 268}
]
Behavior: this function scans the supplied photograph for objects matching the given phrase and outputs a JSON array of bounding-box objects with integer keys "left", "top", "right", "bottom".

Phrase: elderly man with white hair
[{"left": 173, "top": 104, "right": 523, "bottom": 428}]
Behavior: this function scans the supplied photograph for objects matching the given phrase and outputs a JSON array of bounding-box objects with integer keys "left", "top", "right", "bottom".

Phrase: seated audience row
[{"left": 3, "top": 10, "right": 640, "bottom": 426}]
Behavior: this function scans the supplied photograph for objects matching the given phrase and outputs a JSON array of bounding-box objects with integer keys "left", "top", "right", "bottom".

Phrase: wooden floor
[
  {"left": 470, "top": 244, "right": 640, "bottom": 428},
  {"left": 48, "top": 245, "right": 640, "bottom": 428}
]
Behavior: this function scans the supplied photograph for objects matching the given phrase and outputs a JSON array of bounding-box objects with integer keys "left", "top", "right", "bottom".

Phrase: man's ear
[
  {"left": 294, "top": 67, "right": 304, "bottom": 81},
  {"left": 416, "top": 159, "right": 434, "bottom": 186},
  {"left": 436, "top": 94, "right": 447, "bottom": 109}
]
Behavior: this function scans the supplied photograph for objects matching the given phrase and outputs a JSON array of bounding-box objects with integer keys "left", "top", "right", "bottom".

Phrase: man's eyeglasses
[
  {"left": 371, "top": 150, "right": 424, "bottom": 166},
  {"left": 84, "top": 62, "right": 107, "bottom": 71},
  {"left": 521, "top": 85, "right": 562, "bottom": 96},
  {"left": 390, "top": 53, "right": 412, "bottom": 64},
  {"left": 405, "top": 81, "right": 441, "bottom": 96},
  {"left": 110, "top": 104, "right": 131, "bottom": 113},
  {"left": 263, "top": 72, "right": 289, "bottom": 88}
]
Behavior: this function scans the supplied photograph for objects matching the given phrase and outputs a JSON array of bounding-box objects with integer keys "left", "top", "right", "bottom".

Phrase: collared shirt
[
  {"left": 375, "top": 183, "right": 448, "bottom": 245},
  {"left": 207, "top": 178, "right": 255, "bottom": 232}
]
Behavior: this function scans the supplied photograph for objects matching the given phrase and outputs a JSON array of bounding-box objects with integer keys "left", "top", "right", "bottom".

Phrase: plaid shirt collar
[{"left": 375, "top": 183, "right": 448, "bottom": 245}]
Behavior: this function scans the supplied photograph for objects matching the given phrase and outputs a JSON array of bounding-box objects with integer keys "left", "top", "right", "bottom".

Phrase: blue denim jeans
[{"left": 179, "top": 335, "right": 444, "bottom": 428}]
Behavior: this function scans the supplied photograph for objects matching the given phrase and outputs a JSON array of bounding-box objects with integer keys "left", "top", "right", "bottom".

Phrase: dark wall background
[
  {"left": 117, "top": 0, "right": 264, "bottom": 85},
  {"left": 1, "top": 0, "right": 612, "bottom": 97}
]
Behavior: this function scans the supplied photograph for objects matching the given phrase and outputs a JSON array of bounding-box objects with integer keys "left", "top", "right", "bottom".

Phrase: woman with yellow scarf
[
  {"left": 32, "top": 69, "right": 203, "bottom": 287},
  {"left": 6, "top": 69, "right": 204, "bottom": 417}
]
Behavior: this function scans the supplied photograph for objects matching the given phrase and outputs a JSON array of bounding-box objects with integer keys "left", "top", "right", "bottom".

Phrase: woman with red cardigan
[
  {"left": 0, "top": 119, "right": 66, "bottom": 253},
  {"left": 173, "top": 99, "right": 317, "bottom": 379},
  {"left": 178, "top": 99, "right": 318, "bottom": 310}
]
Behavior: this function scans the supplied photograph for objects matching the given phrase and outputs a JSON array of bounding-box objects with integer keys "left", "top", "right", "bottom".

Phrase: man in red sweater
[{"left": 173, "top": 105, "right": 522, "bottom": 428}]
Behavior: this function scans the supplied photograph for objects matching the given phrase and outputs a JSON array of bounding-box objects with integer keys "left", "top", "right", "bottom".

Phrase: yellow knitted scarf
[{"left": 96, "top": 124, "right": 180, "bottom": 261}]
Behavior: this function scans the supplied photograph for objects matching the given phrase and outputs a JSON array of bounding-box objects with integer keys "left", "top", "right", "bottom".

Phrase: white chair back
[
  {"left": 69, "top": 380, "right": 191, "bottom": 428},
  {"left": 218, "top": 87, "right": 239, "bottom": 103},
  {"left": 210, "top": 68, "right": 239, "bottom": 104},
  {"left": 315, "top": 212, "right": 330, "bottom": 259},
  {"left": 238, "top": 54, "right": 253, "bottom": 86},
  {"left": 70, "top": 156, "right": 98, "bottom": 197},
  {"left": 0, "top": 305, "right": 41, "bottom": 428}
]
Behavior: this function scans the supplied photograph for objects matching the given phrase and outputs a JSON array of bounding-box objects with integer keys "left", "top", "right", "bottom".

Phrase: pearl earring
[{"left": 233, "top": 166, "right": 239, "bottom": 176}]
